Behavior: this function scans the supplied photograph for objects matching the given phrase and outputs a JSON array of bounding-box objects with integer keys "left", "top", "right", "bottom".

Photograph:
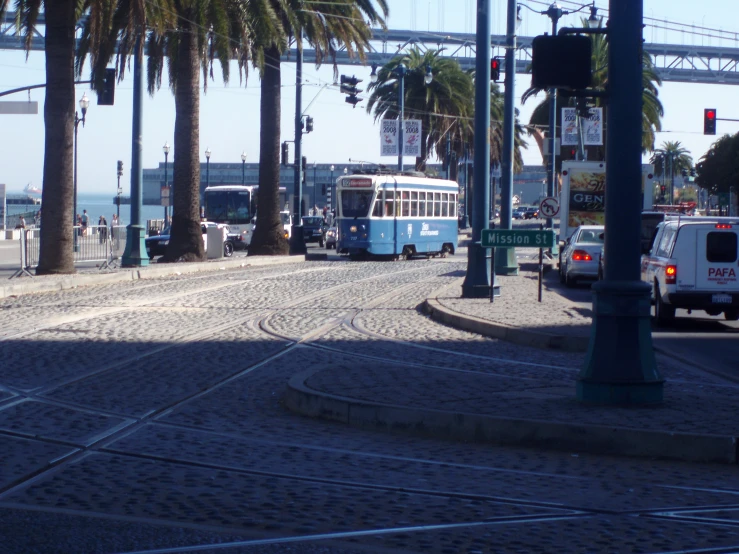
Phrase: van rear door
[{"left": 694, "top": 227, "right": 739, "bottom": 292}]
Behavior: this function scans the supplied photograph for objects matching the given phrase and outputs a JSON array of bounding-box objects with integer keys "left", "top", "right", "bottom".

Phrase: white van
[{"left": 641, "top": 217, "right": 739, "bottom": 323}]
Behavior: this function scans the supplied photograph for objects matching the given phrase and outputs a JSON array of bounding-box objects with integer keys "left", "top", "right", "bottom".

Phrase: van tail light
[
  {"left": 572, "top": 250, "right": 592, "bottom": 261},
  {"left": 715, "top": 224, "right": 733, "bottom": 229},
  {"left": 665, "top": 264, "right": 677, "bottom": 284}
]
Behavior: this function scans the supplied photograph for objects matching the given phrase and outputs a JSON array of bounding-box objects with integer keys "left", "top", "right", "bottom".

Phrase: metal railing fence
[{"left": 10, "top": 225, "right": 123, "bottom": 278}]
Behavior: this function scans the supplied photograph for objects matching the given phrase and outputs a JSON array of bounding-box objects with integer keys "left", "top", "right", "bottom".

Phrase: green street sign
[{"left": 481, "top": 229, "right": 555, "bottom": 248}]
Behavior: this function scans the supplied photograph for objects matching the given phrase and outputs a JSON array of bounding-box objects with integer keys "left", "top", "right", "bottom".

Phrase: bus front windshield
[
  {"left": 204, "top": 191, "right": 252, "bottom": 224},
  {"left": 341, "top": 190, "right": 373, "bottom": 218}
]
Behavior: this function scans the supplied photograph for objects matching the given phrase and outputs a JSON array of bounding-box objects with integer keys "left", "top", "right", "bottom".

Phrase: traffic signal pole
[
  {"left": 495, "top": 0, "right": 520, "bottom": 278},
  {"left": 461, "top": 0, "right": 492, "bottom": 298},
  {"left": 290, "top": 28, "right": 306, "bottom": 255},
  {"left": 578, "top": 0, "right": 663, "bottom": 405}
]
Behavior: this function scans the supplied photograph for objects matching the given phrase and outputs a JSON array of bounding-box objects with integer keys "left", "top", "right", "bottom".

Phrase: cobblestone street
[{"left": 1, "top": 256, "right": 739, "bottom": 553}]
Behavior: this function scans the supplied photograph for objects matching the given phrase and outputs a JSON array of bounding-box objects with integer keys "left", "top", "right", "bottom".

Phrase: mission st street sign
[{"left": 481, "top": 229, "right": 555, "bottom": 248}]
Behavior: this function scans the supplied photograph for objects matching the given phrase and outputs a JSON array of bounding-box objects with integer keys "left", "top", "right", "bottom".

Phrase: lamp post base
[
  {"left": 494, "top": 247, "right": 518, "bottom": 276},
  {"left": 121, "top": 225, "right": 149, "bottom": 267},
  {"left": 461, "top": 243, "right": 493, "bottom": 298},
  {"left": 578, "top": 280, "right": 663, "bottom": 405}
]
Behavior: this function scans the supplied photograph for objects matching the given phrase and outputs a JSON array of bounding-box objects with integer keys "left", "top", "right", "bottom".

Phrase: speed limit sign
[{"left": 539, "top": 197, "right": 560, "bottom": 218}]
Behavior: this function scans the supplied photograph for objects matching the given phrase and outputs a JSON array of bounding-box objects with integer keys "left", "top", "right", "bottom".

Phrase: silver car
[{"left": 559, "top": 225, "right": 605, "bottom": 286}]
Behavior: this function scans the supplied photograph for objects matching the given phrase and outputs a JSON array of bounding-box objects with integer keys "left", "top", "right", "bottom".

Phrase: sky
[{"left": 1, "top": 0, "right": 738, "bottom": 194}]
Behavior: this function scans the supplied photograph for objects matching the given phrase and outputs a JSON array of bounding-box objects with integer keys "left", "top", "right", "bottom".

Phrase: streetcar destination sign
[{"left": 481, "top": 229, "right": 555, "bottom": 248}]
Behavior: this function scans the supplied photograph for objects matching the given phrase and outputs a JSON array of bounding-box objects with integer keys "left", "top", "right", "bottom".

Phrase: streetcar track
[
  {"left": 0, "top": 263, "right": 465, "bottom": 501},
  {"left": 3, "top": 259, "right": 737, "bottom": 552}
]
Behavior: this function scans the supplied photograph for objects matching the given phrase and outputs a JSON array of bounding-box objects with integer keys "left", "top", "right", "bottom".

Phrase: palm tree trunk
[
  {"left": 36, "top": 0, "right": 76, "bottom": 275},
  {"left": 164, "top": 18, "right": 204, "bottom": 262},
  {"left": 249, "top": 45, "right": 288, "bottom": 256}
]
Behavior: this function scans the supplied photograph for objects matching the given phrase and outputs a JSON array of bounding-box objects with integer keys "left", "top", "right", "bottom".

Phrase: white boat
[{"left": 24, "top": 183, "right": 42, "bottom": 195}]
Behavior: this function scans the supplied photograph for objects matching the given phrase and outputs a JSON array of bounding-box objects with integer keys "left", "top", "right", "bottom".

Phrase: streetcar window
[
  {"left": 402, "top": 191, "right": 410, "bottom": 217},
  {"left": 450, "top": 194, "right": 457, "bottom": 217},
  {"left": 441, "top": 193, "right": 449, "bottom": 217},
  {"left": 434, "top": 193, "right": 441, "bottom": 217},
  {"left": 384, "top": 191, "right": 395, "bottom": 217},
  {"left": 342, "top": 190, "right": 373, "bottom": 218},
  {"left": 411, "top": 191, "right": 418, "bottom": 217},
  {"left": 372, "top": 194, "right": 383, "bottom": 217},
  {"left": 419, "top": 192, "right": 426, "bottom": 217}
]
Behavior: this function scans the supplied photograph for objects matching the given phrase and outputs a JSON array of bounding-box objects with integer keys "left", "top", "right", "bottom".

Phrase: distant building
[{"left": 142, "top": 162, "right": 547, "bottom": 208}]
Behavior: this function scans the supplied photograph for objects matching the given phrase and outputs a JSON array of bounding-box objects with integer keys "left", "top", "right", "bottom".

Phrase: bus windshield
[
  {"left": 342, "top": 190, "right": 373, "bottom": 218},
  {"left": 204, "top": 190, "right": 252, "bottom": 224}
]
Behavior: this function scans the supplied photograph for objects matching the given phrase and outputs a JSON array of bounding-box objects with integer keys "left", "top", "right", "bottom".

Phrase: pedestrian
[
  {"left": 98, "top": 216, "right": 108, "bottom": 243},
  {"left": 81, "top": 210, "right": 89, "bottom": 236},
  {"left": 16, "top": 215, "right": 26, "bottom": 229}
]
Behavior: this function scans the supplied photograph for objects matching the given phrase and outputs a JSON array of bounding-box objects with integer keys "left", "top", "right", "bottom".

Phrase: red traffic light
[
  {"left": 490, "top": 57, "right": 501, "bottom": 82},
  {"left": 704, "top": 108, "right": 717, "bottom": 135}
]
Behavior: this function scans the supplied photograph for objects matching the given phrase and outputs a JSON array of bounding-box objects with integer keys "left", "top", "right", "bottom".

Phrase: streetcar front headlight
[{"left": 349, "top": 225, "right": 357, "bottom": 233}]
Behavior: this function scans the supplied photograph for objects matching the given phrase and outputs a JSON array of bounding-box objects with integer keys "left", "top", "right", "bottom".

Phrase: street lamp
[
  {"left": 73, "top": 92, "right": 89, "bottom": 252},
  {"left": 163, "top": 142, "right": 170, "bottom": 223},
  {"left": 391, "top": 63, "right": 433, "bottom": 172},
  {"left": 116, "top": 160, "right": 123, "bottom": 223},
  {"left": 241, "top": 151, "right": 247, "bottom": 185},
  {"left": 205, "top": 147, "right": 211, "bottom": 188},
  {"left": 313, "top": 162, "right": 317, "bottom": 211},
  {"left": 330, "top": 164, "right": 335, "bottom": 213}
]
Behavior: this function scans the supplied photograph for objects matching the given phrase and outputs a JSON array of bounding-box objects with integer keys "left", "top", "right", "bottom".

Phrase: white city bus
[{"left": 203, "top": 185, "right": 288, "bottom": 246}]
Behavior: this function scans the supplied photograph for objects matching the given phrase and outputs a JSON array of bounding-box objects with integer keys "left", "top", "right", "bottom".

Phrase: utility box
[{"left": 206, "top": 226, "right": 224, "bottom": 259}]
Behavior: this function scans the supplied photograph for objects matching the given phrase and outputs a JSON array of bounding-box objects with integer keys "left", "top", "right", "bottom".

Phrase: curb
[
  {"left": 423, "top": 297, "right": 590, "bottom": 352},
  {"left": 0, "top": 255, "right": 304, "bottom": 299},
  {"left": 285, "top": 369, "right": 738, "bottom": 465}
]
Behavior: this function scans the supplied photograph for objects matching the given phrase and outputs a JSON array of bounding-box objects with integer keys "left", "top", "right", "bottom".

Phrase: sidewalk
[
  {"left": 0, "top": 253, "right": 303, "bottom": 299},
  {"left": 286, "top": 261, "right": 739, "bottom": 466}
]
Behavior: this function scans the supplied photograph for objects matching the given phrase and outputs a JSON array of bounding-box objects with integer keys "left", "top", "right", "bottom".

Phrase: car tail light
[
  {"left": 665, "top": 264, "right": 677, "bottom": 284},
  {"left": 572, "top": 249, "right": 592, "bottom": 261}
]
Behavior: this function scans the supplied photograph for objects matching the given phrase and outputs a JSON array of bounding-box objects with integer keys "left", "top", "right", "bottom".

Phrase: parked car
[
  {"left": 325, "top": 226, "right": 338, "bottom": 249},
  {"left": 558, "top": 225, "right": 605, "bottom": 286},
  {"left": 512, "top": 207, "right": 526, "bottom": 220},
  {"left": 145, "top": 221, "right": 234, "bottom": 259},
  {"left": 523, "top": 207, "right": 540, "bottom": 220},
  {"left": 302, "top": 216, "right": 327, "bottom": 246}
]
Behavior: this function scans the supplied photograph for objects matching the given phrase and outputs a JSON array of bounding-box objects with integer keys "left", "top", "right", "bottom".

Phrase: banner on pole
[
  {"left": 380, "top": 119, "right": 422, "bottom": 156},
  {"left": 561, "top": 108, "right": 578, "bottom": 146},
  {"left": 583, "top": 108, "right": 603, "bottom": 145},
  {"left": 403, "top": 119, "right": 422, "bottom": 157},
  {"left": 381, "top": 119, "right": 398, "bottom": 156}
]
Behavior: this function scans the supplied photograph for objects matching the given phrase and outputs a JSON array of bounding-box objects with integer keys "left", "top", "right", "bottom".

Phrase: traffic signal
[
  {"left": 281, "top": 142, "right": 289, "bottom": 165},
  {"left": 703, "top": 108, "right": 717, "bottom": 135},
  {"left": 660, "top": 185, "right": 666, "bottom": 195},
  {"left": 305, "top": 116, "right": 314, "bottom": 133},
  {"left": 340, "top": 75, "right": 363, "bottom": 107},
  {"left": 97, "top": 68, "right": 116, "bottom": 105},
  {"left": 117, "top": 160, "right": 123, "bottom": 176},
  {"left": 490, "top": 57, "right": 501, "bottom": 82},
  {"left": 532, "top": 35, "right": 592, "bottom": 90},
  {"left": 301, "top": 156, "right": 307, "bottom": 171}
]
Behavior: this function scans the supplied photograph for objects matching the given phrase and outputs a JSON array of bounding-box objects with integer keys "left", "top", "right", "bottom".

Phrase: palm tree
[
  {"left": 1, "top": 0, "right": 86, "bottom": 274},
  {"left": 79, "top": 0, "right": 278, "bottom": 262},
  {"left": 650, "top": 141, "right": 693, "bottom": 202},
  {"left": 247, "top": 0, "right": 388, "bottom": 256},
  {"left": 365, "top": 48, "right": 473, "bottom": 172},
  {"left": 522, "top": 19, "right": 663, "bottom": 167}
]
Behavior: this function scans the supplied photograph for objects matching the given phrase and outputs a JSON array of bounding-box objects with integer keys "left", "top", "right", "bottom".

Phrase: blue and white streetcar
[{"left": 336, "top": 171, "right": 458, "bottom": 260}]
